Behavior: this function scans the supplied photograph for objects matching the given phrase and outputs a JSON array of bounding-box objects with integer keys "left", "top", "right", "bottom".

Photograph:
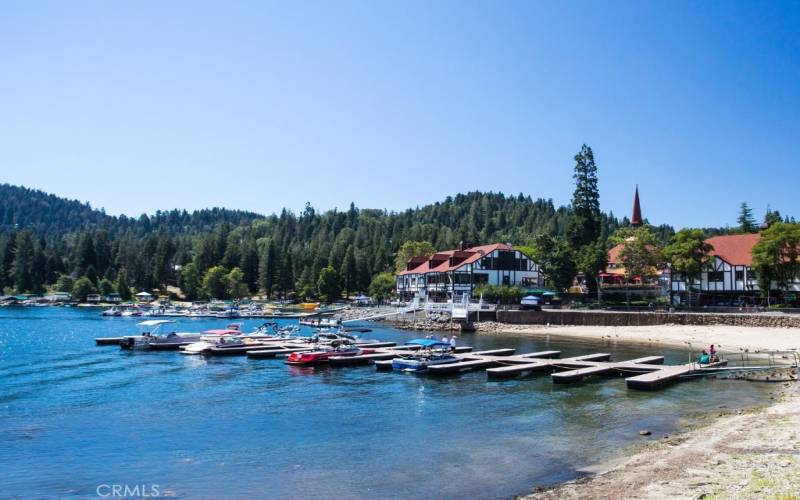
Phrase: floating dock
[{"left": 98, "top": 331, "right": 746, "bottom": 390}]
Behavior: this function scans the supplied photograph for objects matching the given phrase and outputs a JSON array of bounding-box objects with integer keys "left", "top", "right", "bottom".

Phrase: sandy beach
[
  {"left": 524, "top": 384, "right": 800, "bottom": 499},
  {"left": 468, "top": 323, "right": 800, "bottom": 499},
  {"left": 475, "top": 322, "right": 800, "bottom": 354}
]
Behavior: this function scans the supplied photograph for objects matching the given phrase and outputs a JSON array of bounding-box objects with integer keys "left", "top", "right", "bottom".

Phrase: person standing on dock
[
  {"left": 450, "top": 336, "right": 457, "bottom": 349},
  {"left": 442, "top": 335, "right": 449, "bottom": 345}
]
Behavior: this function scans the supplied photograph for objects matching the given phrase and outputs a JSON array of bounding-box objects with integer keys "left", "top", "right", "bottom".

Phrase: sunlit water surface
[{"left": 0, "top": 308, "right": 773, "bottom": 498}]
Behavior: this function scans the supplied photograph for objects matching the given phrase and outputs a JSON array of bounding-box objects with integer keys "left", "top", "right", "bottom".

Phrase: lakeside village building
[
  {"left": 604, "top": 187, "right": 800, "bottom": 305},
  {"left": 396, "top": 187, "right": 799, "bottom": 306},
  {"left": 395, "top": 243, "right": 544, "bottom": 300}
]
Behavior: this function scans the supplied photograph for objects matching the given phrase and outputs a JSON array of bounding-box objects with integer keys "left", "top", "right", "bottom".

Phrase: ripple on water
[{"left": 0, "top": 308, "right": 776, "bottom": 499}]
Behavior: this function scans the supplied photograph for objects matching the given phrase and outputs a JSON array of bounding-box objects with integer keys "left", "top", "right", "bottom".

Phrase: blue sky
[{"left": 1, "top": 1, "right": 798, "bottom": 228}]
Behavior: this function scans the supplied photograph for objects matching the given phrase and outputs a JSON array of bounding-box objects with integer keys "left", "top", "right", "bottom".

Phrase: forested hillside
[{"left": 0, "top": 182, "right": 662, "bottom": 300}]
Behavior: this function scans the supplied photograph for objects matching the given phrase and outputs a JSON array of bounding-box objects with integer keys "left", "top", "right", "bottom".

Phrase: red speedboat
[{"left": 285, "top": 343, "right": 375, "bottom": 365}]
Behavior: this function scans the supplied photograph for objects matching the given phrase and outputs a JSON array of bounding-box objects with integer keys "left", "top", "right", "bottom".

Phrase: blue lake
[{"left": 0, "top": 308, "right": 773, "bottom": 498}]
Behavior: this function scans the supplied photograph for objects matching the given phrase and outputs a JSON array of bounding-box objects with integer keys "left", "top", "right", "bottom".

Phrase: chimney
[{"left": 459, "top": 240, "right": 467, "bottom": 251}]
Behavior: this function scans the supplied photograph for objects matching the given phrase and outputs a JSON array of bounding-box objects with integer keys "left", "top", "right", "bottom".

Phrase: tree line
[
  {"left": 1, "top": 150, "right": 793, "bottom": 303},
  {"left": 0, "top": 178, "right": 629, "bottom": 300}
]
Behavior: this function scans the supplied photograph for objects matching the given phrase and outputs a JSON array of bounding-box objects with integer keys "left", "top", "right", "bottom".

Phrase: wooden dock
[
  {"left": 626, "top": 360, "right": 728, "bottom": 390},
  {"left": 98, "top": 330, "right": 738, "bottom": 390},
  {"left": 550, "top": 356, "right": 665, "bottom": 383},
  {"left": 485, "top": 353, "right": 611, "bottom": 378}
]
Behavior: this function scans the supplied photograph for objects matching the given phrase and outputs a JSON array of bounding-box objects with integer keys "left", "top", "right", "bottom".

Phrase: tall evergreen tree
[
  {"left": 258, "top": 239, "right": 277, "bottom": 298},
  {"left": 11, "top": 230, "right": 36, "bottom": 293},
  {"left": 341, "top": 245, "right": 357, "bottom": 296},
  {"left": 567, "top": 145, "right": 601, "bottom": 248},
  {"left": 737, "top": 202, "right": 757, "bottom": 233}
]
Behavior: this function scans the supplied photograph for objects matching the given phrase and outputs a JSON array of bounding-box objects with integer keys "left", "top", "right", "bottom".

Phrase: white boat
[
  {"left": 179, "top": 323, "right": 289, "bottom": 355},
  {"left": 299, "top": 317, "right": 341, "bottom": 328},
  {"left": 391, "top": 339, "right": 459, "bottom": 372},
  {"left": 119, "top": 320, "right": 202, "bottom": 350}
]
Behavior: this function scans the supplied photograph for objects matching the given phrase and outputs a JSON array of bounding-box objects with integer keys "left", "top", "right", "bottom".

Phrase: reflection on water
[{"left": 0, "top": 308, "right": 774, "bottom": 498}]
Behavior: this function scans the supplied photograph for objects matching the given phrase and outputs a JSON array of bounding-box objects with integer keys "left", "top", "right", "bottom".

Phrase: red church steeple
[{"left": 631, "top": 185, "right": 643, "bottom": 227}]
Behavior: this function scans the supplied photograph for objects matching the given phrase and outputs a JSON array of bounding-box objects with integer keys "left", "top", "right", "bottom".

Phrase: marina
[
  {"left": 92, "top": 318, "right": 762, "bottom": 391},
  {"left": 0, "top": 308, "right": 787, "bottom": 498}
]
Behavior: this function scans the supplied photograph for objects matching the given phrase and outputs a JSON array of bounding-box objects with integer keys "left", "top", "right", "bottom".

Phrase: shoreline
[
  {"left": 469, "top": 323, "right": 800, "bottom": 499},
  {"left": 473, "top": 322, "right": 800, "bottom": 354},
  {"left": 522, "top": 383, "right": 799, "bottom": 499}
]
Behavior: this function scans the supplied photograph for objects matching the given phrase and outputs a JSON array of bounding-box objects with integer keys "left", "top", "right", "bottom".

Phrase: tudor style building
[
  {"left": 669, "top": 233, "right": 800, "bottom": 303},
  {"left": 396, "top": 243, "right": 543, "bottom": 300}
]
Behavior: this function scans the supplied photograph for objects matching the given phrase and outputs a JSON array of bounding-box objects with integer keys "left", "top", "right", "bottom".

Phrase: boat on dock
[
  {"left": 119, "top": 320, "right": 203, "bottom": 350},
  {"left": 285, "top": 341, "right": 377, "bottom": 365},
  {"left": 181, "top": 323, "right": 299, "bottom": 355},
  {"left": 299, "top": 317, "right": 341, "bottom": 328},
  {"left": 391, "top": 339, "right": 459, "bottom": 373}
]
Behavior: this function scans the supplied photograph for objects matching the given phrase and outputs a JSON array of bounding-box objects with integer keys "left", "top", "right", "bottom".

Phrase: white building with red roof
[
  {"left": 396, "top": 242, "right": 543, "bottom": 300},
  {"left": 670, "top": 233, "right": 800, "bottom": 298}
]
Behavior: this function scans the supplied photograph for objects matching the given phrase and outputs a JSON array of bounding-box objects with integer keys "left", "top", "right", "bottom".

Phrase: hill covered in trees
[{"left": 1, "top": 182, "right": 643, "bottom": 300}]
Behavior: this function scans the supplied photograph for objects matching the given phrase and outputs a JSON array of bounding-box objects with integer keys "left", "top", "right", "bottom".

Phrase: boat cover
[{"left": 406, "top": 339, "right": 451, "bottom": 348}]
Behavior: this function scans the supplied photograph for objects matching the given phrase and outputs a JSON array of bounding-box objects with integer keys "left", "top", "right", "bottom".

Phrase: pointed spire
[{"left": 631, "top": 185, "right": 643, "bottom": 227}]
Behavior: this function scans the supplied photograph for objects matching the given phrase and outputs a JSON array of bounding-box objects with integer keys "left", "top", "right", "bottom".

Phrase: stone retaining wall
[{"left": 497, "top": 310, "right": 800, "bottom": 328}]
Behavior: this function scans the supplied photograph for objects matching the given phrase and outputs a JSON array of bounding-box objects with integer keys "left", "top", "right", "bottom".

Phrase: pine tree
[
  {"left": 258, "top": 239, "right": 277, "bottom": 298},
  {"left": 115, "top": 272, "right": 132, "bottom": 301},
  {"left": 239, "top": 240, "right": 259, "bottom": 293},
  {"left": 567, "top": 145, "right": 601, "bottom": 248},
  {"left": 11, "top": 230, "right": 36, "bottom": 293},
  {"left": 737, "top": 202, "right": 757, "bottom": 233},
  {"left": 341, "top": 245, "right": 357, "bottom": 296},
  {"left": 75, "top": 231, "right": 96, "bottom": 275}
]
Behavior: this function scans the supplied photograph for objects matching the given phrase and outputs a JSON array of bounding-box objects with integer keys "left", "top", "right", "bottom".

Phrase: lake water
[{"left": 0, "top": 308, "right": 773, "bottom": 499}]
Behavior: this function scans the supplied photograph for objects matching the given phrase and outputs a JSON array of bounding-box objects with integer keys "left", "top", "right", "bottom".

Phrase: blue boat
[{"left": 391, "top": 339, "right": 459, "bottom": 372}]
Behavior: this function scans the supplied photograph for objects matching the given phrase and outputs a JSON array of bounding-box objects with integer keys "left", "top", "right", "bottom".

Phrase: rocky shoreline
[{"left": 523, "top": 381, "right": 800, "bottom": 499}]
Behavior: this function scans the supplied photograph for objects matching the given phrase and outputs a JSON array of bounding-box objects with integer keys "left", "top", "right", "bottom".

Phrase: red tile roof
[
  {"left": 607, "top": 243, "right": 624, "bottom": 264},
  {"left": 705, "top": 233, "right": 760, "bottom": 266},
  {"left": 396, "top": 243, "right": 514, "bottom": 276},
  {"left": 606, "top": 233, "right": 761, "bottom": 272}
]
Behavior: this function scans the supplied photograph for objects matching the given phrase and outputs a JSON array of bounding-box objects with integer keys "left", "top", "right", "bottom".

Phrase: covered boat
[{"left": 391, "top": 339, "right": 458, "bottom": 372}]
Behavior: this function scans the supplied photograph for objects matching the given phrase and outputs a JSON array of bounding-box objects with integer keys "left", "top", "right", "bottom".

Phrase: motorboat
[
  {"left": 216, "top": 306, "right": 241, "bottom": 319},
  {"left": 299, "top": 317, "right": 341, "bottom": 328},
  {"left": 180, "top": 323, "right": 290, "bottom": 355},
  {"left": 285, "top": 340, "right": 375, "bottom": 365},
  {"left": 101, "top": 306, "right": 122, "bottom": 317},
  {"left": 391, "top": 339, "right": 459, "bottom": 372},
  {"left": 119, "top": 320, "right": 202, "bottom": 350}
]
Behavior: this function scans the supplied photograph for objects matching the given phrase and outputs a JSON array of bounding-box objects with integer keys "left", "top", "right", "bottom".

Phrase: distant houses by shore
[{"left": 396, "top": 243, "right": 543, "bottom": 300}]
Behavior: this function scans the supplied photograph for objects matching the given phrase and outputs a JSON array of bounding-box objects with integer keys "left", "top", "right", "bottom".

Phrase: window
[
  {"left": 522, "top": 277, "right": 538, "bottom": 286},
  {"left": 735, "top": 270, "right": 744, "bottom": 281},
  {"left": 453, "top": 273, "right": 471, "bottom": 285},
  {"left": 481, "top": 257, "right": 492, "bottom": 270},
  {"left": 707, "top": 271, "right": 724, "bottom": 282},
  {"left": 518, "top": 258, "right": 528, "bottom": 271},
  {"left": 496, "top": 251, "right": 516, "bottom": 270},
  {"left": 502, "top": 275, "right": 510, "bottom": 286},
  {"left": 473, "top": 274, "right": 489, "bottom": 285}
]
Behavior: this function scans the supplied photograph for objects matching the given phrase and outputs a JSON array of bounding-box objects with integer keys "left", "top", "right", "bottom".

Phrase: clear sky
[{"left": 1, "top": 1, "right": 798, "bottom": 228}]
